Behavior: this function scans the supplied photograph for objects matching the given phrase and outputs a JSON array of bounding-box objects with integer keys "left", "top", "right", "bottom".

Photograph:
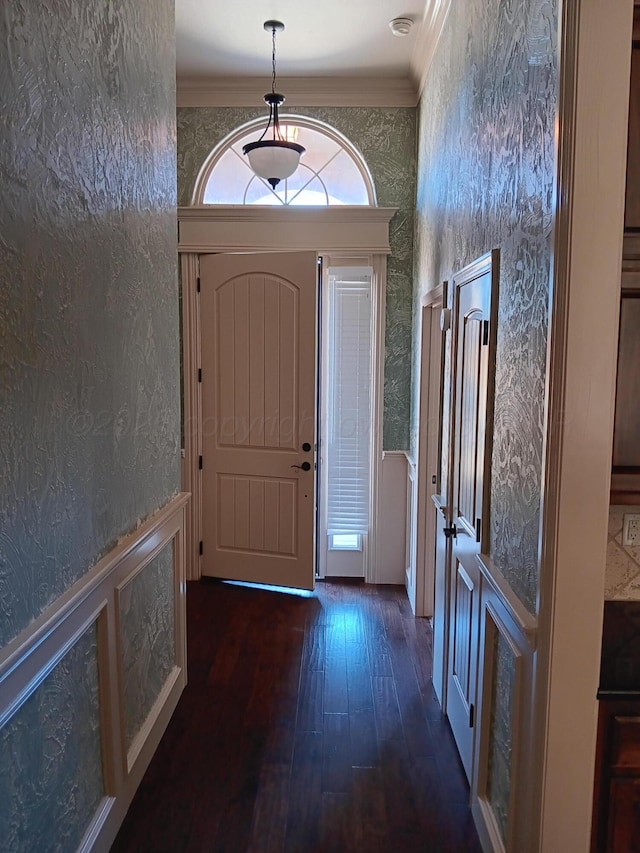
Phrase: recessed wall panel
[
  {"left": 119, "top": 541, "right": 175, "bottom": 749},
  {"left": 0, "top": 623, "right": 103, "bottom": 853},
  {"left": 486, "top": 625, "right": 516, "bottom": 843}
]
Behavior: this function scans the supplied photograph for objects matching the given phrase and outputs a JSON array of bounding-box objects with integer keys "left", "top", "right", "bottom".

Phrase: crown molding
[
  {"left": 176, "top": 75, "right": 418, "bottom": 108},
  {"left": 409, "top": 0, "right": 452, "bottom": 99}
]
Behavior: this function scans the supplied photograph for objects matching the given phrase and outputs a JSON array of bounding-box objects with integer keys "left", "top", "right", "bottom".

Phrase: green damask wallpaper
[
  {"left": 177, "top": 106, "right": 416, "bottom": 450},
  {"left": 413, "top": 0, "right": 557, "bottom": 836},
  {"left": 414, "top": 0, "right": 556, "bottom": 613}
]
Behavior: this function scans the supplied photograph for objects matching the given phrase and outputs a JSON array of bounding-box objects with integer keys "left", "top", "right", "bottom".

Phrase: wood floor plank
[
  {"left": 350, "top": 766, "right": 389, "bottom": 852},
  {"left": 320, "top": 792, "right": 351, "bottom": 853},
  {"left": 364, "top": 600, "right": 394, "bottom": 677},
  {"left": 284, "top": 731, "right": 323, "bottom": 852},
  {"left": 346, "top": 659, "right": 374, "bottom": 713},
  {"left": 371, "top": 674, "right": 403, "bottom": 741},
  {"left": 246, "top": 762, "right": 290, "bottom": 853},
  {"left": 322, "top": 712, "right": 351, "bottom": 793},
  {"left": 324, "top": 613, "right": 349, "bottom": 714},
  {"left": 301, "top": 622, "right": 325, "bottom": 671},
  {"left": 297, "top": 667, "right": 324, "bottom": 732},
  {"left": 350, "top": 707, "right": 380, "bottom": 768},
  {"left": 112, "top": 579, "right": 483, "bottom": 853}
]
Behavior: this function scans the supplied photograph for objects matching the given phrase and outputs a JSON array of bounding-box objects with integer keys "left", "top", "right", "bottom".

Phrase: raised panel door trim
[
  {"left": 449, "top": 249, "right": 499, "bottom": 553},
  {"left": 452, "top": 561, "right": 475, "bottom": 704},
  {"left": 456, "top": 308, "right": 485, "bottom": 535},
  {"left": 212, "top": 273, "right": 302, "bottom": 452},
  {"left": 216, "top": 473, "right": 298, "bottom": 557}
]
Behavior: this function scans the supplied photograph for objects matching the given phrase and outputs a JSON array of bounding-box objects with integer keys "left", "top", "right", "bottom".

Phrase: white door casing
[
  {"left": 178, "top": 206, "right": 393, "bottom": 585},
  {"left": 445, "top": 251, "right": 498, "bottom": 782},
  {"left": 412, "top": 287, "right": 444, "bottom": 616},
  {"left": 199, "top": 251, "right": 318, "bottom": 590}
]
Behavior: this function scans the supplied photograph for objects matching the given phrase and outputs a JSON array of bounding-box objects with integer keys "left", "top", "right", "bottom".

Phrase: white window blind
[{"left": 326, "top": 267, "right": 372, "bottom": 536}]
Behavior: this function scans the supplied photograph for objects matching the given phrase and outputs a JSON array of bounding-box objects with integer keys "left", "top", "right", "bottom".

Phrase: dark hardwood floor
[{"left": 111, "top": 579, "right": 482, "bottom": 853}]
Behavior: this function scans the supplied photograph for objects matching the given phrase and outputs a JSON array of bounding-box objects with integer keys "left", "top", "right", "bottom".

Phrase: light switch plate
[{"left": 622, "top": 513, "right": 640, "bottom": 547}]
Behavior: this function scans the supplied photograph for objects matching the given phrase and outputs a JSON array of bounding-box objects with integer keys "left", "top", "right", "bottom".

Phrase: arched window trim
[{"left": 191, "top": 114, "right": 378, "bottom": 207}]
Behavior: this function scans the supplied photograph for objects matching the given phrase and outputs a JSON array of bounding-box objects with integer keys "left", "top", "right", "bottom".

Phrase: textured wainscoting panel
[
  {"left": 119, "top": 542, "right": 176, "bottom": 750},
  {"left": 177, "top": 105, "right": 416, "bottom": 450},
  {"left": 0, "top": 623, "right": 103, "bottom": 853},
  {"left": 486, "top": 627, "right": 515, "bottom": 844},
  {"left": 414, "top": 0, "right": 557, "bottom": 613}
]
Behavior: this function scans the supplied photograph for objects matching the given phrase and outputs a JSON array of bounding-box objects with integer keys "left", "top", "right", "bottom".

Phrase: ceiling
[{"left": 175, "top": 0, "right": 431, "bottom": 81}]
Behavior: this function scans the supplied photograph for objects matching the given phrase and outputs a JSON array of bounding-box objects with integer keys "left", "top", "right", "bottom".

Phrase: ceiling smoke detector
[{"left": 389, "top": 17, "right": 413, "bottom": 37}]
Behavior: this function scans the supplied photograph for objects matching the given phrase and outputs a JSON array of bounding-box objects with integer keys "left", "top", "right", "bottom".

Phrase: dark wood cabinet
[
  {"left": 612, "top": 4, "right": 640, "bottom": 502},
  {"left": 625, "top": 7, "right": 640, "bottom": 230},
  {"left": 592, "top": 700, "right": 640, "bottom": 852},
  {"left": 607, "top": 779, "right": 640, "bottom": 853},
  {"left": 611, "top": 273, "right": 640, "bottom": 503}
]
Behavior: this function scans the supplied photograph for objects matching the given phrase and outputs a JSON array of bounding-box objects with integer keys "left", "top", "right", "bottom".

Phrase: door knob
[
  {"left": 443, "top": 524, "right": 457, "bottom": 539},
  {"left": 291, "top": 461, "right": 311, "bottom": 471},
  {"left": 302, "top": 442, "right": 312, "bottom": 452}
]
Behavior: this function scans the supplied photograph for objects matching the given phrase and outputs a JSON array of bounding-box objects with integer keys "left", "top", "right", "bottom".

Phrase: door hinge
[
  {"left": 199, "top": 455, "right": 203, "bottom": 470},
  {"left": 482, "top": 319, "right": 489, "bottom": 346},
  {"left": 196, "top": 276, "right": 201, "bottom": 293},
  {"left": 469, "top": 703, "right": 475, "bottom": 728},
  {"left": 198, "top": 368, "right": 202, "bottom": 383},
  {"left": 475, "top": 517, "right": 482, "bottom": 542},
  {"left": 199, "top": 540, "right": 203, "bottom": 556}
]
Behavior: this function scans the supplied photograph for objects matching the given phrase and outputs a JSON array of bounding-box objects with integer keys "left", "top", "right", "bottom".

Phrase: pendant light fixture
[{"left": 243, "top": 21, "right": 305, "bottom": 189}]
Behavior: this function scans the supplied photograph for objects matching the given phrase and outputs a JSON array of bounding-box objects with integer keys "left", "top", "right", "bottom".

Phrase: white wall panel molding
[
  {"left": 177, "top": 75, "right": 418, "bottom": 108},
  {"left": 477, "top": 556, "right": 538, "bottom": 649},
  {"left": 405, "top": 456, "right": 418, "bottom": 609},
  {"left": 0, "top": 493, "right": 189, "bottom": 853},
  {"left": 472, "top": 574, "right": 537, "bottom": 853},
  {"left": 376, "top": 452, "right": 409, "bottom": 585}
]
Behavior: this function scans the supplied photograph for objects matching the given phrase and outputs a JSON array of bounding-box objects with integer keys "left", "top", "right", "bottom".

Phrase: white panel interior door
[
  {"left": 199, "top": 252, "right": 317, "bottom": 590},
  {"left": 445, "top": 255, "right": 495, "bottom": 782}
]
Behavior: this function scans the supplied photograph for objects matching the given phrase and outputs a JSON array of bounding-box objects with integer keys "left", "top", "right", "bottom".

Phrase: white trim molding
[
  {"left": 179, "top": 211, "right": 393, "bottom": 584},
  {"left": 410, "top": 0, "right": 453, "bottom": 99},
  {"left": 176, "top": 75, "right": 418, "bottom": 108},
  {"left": 0, "top": 493, "right": 189, "bottom": 853},
  {"left": 531, "top": 1, "right": 633, "bottom": 851},
  {"left": 178, "top": 206, "right": 397, "bottom": 255},
  {"left": 472, "top": 569, "right": 537, "bottom": 853}
]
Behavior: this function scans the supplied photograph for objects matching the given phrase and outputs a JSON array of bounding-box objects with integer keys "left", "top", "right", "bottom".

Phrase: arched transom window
[{"left": 195, "top": 116, "right": 376, "bottom": 207}]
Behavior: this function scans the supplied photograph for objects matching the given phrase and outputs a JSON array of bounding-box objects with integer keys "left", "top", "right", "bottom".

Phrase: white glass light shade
[{"left": 243, "top": 140, "right": 304, "bottom": 186}]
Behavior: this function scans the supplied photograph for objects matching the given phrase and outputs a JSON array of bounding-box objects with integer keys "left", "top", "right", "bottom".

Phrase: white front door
[
  {"left": 445, "top": 252, "right": 497, "bottom": 781},
  {"left": 199, "top": 252, "right": 318, "bottom": 590}
]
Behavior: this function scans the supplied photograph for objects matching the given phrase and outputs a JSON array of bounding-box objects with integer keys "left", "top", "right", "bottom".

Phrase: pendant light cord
[{"left": 271, "top": 25, "right": 277, "bottom": 95}]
